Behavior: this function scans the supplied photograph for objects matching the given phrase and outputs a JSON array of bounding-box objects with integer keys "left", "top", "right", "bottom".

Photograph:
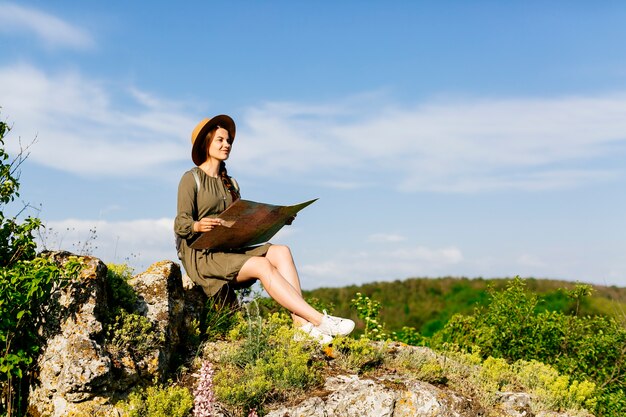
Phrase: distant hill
[{"left": 302, "top": 277, "right": 626, "bottom": 336}]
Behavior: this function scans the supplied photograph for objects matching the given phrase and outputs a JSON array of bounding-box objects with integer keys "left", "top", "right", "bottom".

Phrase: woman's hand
[{"left": 194, "top": 217, "right": 224, "bottom": 233}]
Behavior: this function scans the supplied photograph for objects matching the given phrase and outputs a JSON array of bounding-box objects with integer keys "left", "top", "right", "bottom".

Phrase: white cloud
[
  {"left": 38, "top": 217, "right": 178, "bottom": 272},
  {"left": 367, "top": 233, "right": 407, "bottom": 243},
  {"left": 300, "top": 244, "right": 463, "bottom": 288},
  {"left": 236, "top": 93, "right": 626, "bottom": 192},
  {"left": 0, "top": 63, "right": 195, "bottom": 177},
  {"left": 0, "top": 2, "right": 94, "bottom": 49},
  {"left": 2, "top": 61, "right": 626, "bottom": 192},
  {"left": 34, "top": 217, "right": 624, "bottom": 289}
]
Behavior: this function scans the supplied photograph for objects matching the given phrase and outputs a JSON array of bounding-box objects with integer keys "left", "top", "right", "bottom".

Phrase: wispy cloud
[
  {"left": 34, "top": 215, "right": 624, "bottom": 288},
  {"left": 237, "top": 93, "right": 626, "bottom": 192},
  {"left": 0, "top": 63, "right": 195, "bottom": 178},
  {"left": 300, "top": 244, "right": 463, "bottom": 288},
  {"left": 0, "top": 2, "right": 94, "bottom": 50},
  {"left": 38, "top": 217, "right": 177, "bottom": 271},
  {"left": 2, "top": 61, "right": 626, "bottom": 192}
]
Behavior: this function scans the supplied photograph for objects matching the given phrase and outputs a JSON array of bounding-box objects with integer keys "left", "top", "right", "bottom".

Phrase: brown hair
[{"left": 205, "top": 127, "right": 240, "bottom": 202}]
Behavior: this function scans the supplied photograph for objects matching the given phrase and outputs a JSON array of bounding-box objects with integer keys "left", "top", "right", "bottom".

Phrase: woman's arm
[{"left": 174, "top": 171, "right": 197, "bottom": 239}]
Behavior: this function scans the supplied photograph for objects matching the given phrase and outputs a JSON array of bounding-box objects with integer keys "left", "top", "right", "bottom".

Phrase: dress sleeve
[{"left": 174, "top": 171, "right": 197, "bottom": 239}]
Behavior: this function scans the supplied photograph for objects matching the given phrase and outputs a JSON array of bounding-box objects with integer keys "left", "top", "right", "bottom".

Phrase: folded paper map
[{"left": 189, "top": 198, "right": 318, "bottom": 250}]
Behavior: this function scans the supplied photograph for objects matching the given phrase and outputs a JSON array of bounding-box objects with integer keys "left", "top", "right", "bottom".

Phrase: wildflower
[{"left": 193, "top": 361, "right": 216, "bottom": 417}]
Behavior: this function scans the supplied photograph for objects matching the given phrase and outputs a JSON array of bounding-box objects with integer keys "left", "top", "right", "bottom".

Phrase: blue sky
[{"left": 1, "top": 1, "right": 625, "bottom": 289}]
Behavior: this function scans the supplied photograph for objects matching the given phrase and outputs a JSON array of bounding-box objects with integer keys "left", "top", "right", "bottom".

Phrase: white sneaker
[
  {"left": 294, "top": 322, "right": 333, "bottom": 344},
  {"left": 315, "top": 311, "right": 355, "bottom": 337}
]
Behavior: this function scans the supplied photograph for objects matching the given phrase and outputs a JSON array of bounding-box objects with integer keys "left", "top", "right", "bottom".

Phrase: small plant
[
  {"left": 391, "top": 326, "right": 423, "bottom": 346},
  {"left": 106, "top": 310, "right": 165, "bottom": 358},
  {"left": 567, "top": 283, "right": 593, "bottom": 316},
  {"left": 213, "top": 309, "right": 321, "bottom": 415},
  {"left": 72, "top": 226, "right": 98, "bottom": 256},
  {"left": 105, "top": 263, "right": 137, "bottom": 314},
  {"left": 514, "top": 360, "right": 597, "bottom": 412},
  {"left": 350, "top": 292, "right": 388, "bottom": 340},
  {"left": 120, "top": 383, "right": 193, "bottom": 417},
  {"left": 193, "top": 361, "right": 216, "bottom": 417},
  {"left": 331, "top": 336, "right": 386, "bottom": 373},
  {"left": 203, "top": 294, "right": 239, "bottom": 341},
  {"left": 384, "top": 347, "right": 447, "bottom": 384}
]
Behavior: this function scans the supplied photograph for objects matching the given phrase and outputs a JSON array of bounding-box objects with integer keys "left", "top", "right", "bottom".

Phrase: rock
[
  {"left": 27, "top": 253, "right": 202, "bottom": 417},
  {"left": 127, "top": 260, "right": 186, "bottom": 372},
  {"left": 28, "top": 252, "right": 112, "bottom": 417},
  {"left": 395, "top": 379, "right": 477, "bottom": 417},
  {"left": 182, "top": 273, "right": 196, "bottom": 289},
  {"left": 266, "top": 372, "right": 585, "bottom": 417},
  {"left": 497, "top": 392, "right": 533, "bottom": 417}
]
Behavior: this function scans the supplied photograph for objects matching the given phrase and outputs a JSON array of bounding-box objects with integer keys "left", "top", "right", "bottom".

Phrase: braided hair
[{"left": 219, "top": 161, "right": 240, "bottom": 202}]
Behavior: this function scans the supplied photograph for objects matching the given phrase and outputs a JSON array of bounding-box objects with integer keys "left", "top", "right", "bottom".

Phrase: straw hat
[{"left": 190, "top": 115, "right": 236, "bottom": 165}]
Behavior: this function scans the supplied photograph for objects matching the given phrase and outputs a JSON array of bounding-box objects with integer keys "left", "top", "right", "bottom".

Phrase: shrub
[
  {"left": 391, "top": 326, "right": 423, "bottom": 346},
  {"left": 213, "top": 310, "right": 321, "bottom": 414},
  {"left": 105, "top": 263, "right": 137, "bottom": 314},
  {"left": 514, "top": 360, "right": 597, "bottom": 411},
  {"left": 202, "top": 293, "right": 240, "bottom": 341},
  {"left": 432, "top": 277, "right": 625, "bottom": 417},
  {"left": 351, "top": 292, "right": 388, "bottom": 340},
  {"left": 120, "top": 383, "right": 193, "bottom": 417},
  {"left": 106, "top": 310, "right": 165, "bottom": 358},
  {"left": 0, "top": 117, "right": 83, "bottom": 416},
  {"left": 331, "top": 336, "right": 386, "bottom": 373}
]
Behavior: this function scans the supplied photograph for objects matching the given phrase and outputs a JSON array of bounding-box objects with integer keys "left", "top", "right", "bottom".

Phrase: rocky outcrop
[
  {"left": 28, "top": 253, "right": 111, "bottom": 416},
  {"left": 265, "top": 374, "right": 580, "bottom": 417},
  {"left": 25, "top": 253, "right": 593, "bottom": 417},
  {"left": 27, "top": 253, "right": 202, "bottom": 417}
]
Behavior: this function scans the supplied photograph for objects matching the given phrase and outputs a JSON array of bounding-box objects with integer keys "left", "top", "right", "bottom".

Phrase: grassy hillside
[{"left": 302, "top": 277, "right": 626, "bottom": 336}]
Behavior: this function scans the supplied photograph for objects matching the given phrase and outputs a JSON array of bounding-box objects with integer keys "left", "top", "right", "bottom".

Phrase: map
[{"left": 189, "top": 198, "right": 318, "bottom": 250}]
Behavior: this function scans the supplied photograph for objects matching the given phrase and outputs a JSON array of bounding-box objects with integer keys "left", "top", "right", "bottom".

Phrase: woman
[{"left": 174, "top": 115, "right": 354, "bottom": 343}]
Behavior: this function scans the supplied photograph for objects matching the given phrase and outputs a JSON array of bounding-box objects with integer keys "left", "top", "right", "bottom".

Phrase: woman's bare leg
[
  {"left": 236, "top": 256, "right": 323, "bottom": 326},
  {"left": 265, "top": 245, "right": 308, "bottom": 325}
]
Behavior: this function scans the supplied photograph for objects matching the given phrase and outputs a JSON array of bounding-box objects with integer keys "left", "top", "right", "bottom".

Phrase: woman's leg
[
  {"left": 264, "top": 245, "right": 308, "bottom": 325},
  {"left": 235, "top": 255, "right": 323, "bottom": 326}
]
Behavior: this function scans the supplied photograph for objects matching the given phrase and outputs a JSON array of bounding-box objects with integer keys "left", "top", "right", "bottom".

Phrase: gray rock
[
  {"left": 266, "top": 372, "right": 585, "bottom": 417},
  {"left": 27, "top": 254, "right": 198, "bottom": 417},
  {"left": 28, "top": 252, "right": 112, "bottom": 416},
  {"left": 497, "top": 392, "right": 533, "bottom": 417}
]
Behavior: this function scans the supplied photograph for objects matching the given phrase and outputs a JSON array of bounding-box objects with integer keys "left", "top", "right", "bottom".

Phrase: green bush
[
  {"left": 331, "top": 336, "right": 386, "bottom": 373},
  {"left": 202, "top": 293, "right": 240, "bottom": 341},
  {"left": 351, "top": 292, "right": 388, "bottom": 340},
  {"left": 105, "top": 263, "right": 137, "bottom": 314},
  {"left": 432, "top": 277, "right": 626, "bottom": 417},
  {"left": 514, "top": 360, "right": 597, "bottom": 411},
  {"left": 0, "top": 117, "right": 83, "bottom": 416},
  {"left": 106, "top": 310, "right": 165, "bottom": 358},
  {"left": 119, "top": 383, "right": 193, "bottom": 417},
  {"left": 391, "top": 326, "right": 423, "bottom": 346},
  {"left": 214, "top": 310, "right": 321, "bottom": 415}
]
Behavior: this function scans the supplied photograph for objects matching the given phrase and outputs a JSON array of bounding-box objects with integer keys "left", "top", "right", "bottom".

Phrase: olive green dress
[{"left": 174, "top": 167, "right": 270, "bottom": 296}]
